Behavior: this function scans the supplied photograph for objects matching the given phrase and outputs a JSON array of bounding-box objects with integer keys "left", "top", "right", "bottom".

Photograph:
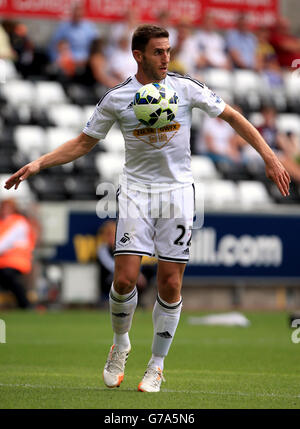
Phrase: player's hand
[
  {"left": 4, "top": 161, "right": 41, "bottom": 190},
  {"left": 265, "top": 157, "right": 291, "bottom": 197}
]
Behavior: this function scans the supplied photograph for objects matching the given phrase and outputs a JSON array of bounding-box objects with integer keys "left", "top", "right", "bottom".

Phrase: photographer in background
[{"left": 0, "top": 199, "right": 37, "bottom": 309}]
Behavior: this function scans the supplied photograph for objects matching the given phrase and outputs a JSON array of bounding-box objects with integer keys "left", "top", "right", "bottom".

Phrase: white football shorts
[{"left": 114, "top": 184, "right": 195, "bottom": 263}]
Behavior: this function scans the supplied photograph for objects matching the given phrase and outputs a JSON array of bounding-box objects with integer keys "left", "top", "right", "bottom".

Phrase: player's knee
[
  {"left": 158, "top": 274, "right": 181, "bottom": 301},
  {"left": 114, "top": 275, "right": 137, "bottom": 295}
]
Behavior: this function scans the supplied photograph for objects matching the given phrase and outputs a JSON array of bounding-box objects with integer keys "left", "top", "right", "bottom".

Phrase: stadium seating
[
  {"left": 45, "top": 127, "right": 76, "bottom": 153},
  {"left": 276, "top": 113, "right": 300, "bottom": 136},
  {"left": 204, "top": 69, "right": 234, "bottom": 93},
  {"left": 237, "top": 180, "right": 273, "bottom": 208},
  {"left": 203, "top": 69, "right": 234, "bottom": 104},
  {"left": 30, "top": 176, "right": 67, "bottom": 201},
  {"left": 1, "top": 80, "right": 36, "bottom": 106},
  {"left": 191, "top": 155, "right": 220, "bottom": 180},
  {"left": 101, "top": 125, "right": 125, "bottom": 153},
  {"left": 0, "top": 174, "right": 34, "bottom": 206},
  {"left": 202, "top": 179, "right": 239, "bottom": 208},
  {"left": 283, "top": 70, "right": 300, "bottom": 111},
  {"left": 47, "top": 104, "right": 84, "bottom": 130},
  {"left": 0, "top": 71, "right": 299, "bottom": 205},
  {"left": 0, "top": 149, "right": 16, "bottom": 173},
  {"left": 35, "top": 81, "right": 68, "bottom": 107},
  {"left": 14, "top": 125, "right": 46, "bottom": 159},
  {"left": 0, "top": 59, "right": 19, "bottom": 82},
  {"left": 95, "top": 152, "right": 124, "bottom": 186},
  {"left": 64, "top": 176, "right": 99, "bottom": 200},
  {"left": 233, "top": 70, "right": 263, "bottom": 111},
  {"left": 83, "top": 105, "right": 97, "bottom": 125}
]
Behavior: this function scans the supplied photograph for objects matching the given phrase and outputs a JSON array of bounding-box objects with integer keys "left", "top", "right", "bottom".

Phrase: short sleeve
[
  {"left": 83, "top": 94, "right": 116, "bottom": 140},
  {"left": 189, "top": 80, "right": 226, "bottom": 118}
]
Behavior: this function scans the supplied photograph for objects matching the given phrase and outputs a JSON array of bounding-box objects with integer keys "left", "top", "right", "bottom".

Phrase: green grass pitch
[{"left": 0, "top": 309, "right": 299, "bottom": 409}]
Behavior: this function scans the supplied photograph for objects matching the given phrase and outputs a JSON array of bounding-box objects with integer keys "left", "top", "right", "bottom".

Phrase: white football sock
[
  {"left": 148, "top": 354, "right": 165, "bottom": 370},
  {"left": 151, "top": 294, "right": 183, "bottom": 363},
  {"left": 109, "top": 283, "right": 138, "bottom": 351}
]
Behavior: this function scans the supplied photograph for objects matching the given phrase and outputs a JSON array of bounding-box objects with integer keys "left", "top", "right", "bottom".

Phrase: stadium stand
[
  {"left": 14, "top": 125, "right": 47, "bottom": 159},
  {"left": 34, "top": 81, "right": 69, "bottom": 107},
  {"left": 202, "top": 179, "right": 239, "bottom": 209},
  {"left": 47, "top": 104, "right": 84, "bottom": 129},
  {"left": 191, "top": 155, "right": 220, "bottom": 180},
  {"left": 95, "top": 152, "right": 125, "bottom": 187},
  {"left": 0, "top": 71, "right": 299, "bottom": 204},
  {"left": 237, "top": 180, "right": 273, "bottom": 208},
  {"left": 0, "top": 15, "right": 299, "bottom": 208}
]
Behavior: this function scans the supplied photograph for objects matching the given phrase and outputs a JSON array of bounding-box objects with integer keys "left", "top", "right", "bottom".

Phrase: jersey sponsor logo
[
  {"left": 157, "top": 331, "right": 173, "bottom": 339},
  {"left": 133, "top": 123, "right": 180, "bottom": 149},
  {"left": 127, "top": 101, "right": 133, "bottom": 109},
  {"left": 117, "top": 232, "right": 132, "bottom": 247}
]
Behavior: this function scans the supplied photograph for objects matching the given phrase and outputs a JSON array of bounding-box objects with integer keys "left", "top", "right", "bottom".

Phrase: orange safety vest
[{"left": 0, "top": 214, "right": 36, "bottom": 274}]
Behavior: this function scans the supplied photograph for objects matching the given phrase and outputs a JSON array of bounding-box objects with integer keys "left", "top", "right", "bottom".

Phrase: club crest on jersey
[
  {"left": 133, "top": 123, "right": 180, "bottom": 149},
  {"left": 117, "top": 232, "right": 132, "bottom": 247}
]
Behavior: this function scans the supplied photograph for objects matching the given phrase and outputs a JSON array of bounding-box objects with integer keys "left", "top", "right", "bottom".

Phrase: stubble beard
[{"left": 142, "top": 55, "right": 165, "bottom": 82}]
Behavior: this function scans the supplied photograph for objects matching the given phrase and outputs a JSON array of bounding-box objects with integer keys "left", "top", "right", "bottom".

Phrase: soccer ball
[{"left": 133, "top": 83, "right": 179, "bottom": 128}]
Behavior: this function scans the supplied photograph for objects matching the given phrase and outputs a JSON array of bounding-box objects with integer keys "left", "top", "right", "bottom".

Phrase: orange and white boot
[
  {"left": 138, "top": 365, "right": 165, "bottom": 392},
  {"left": 103, "top": 344, "right": 131, "bottom": 388}
]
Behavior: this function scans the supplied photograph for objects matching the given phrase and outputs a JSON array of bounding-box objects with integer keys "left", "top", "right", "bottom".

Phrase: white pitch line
[
  {"left": 163, "top": 389, "right": 300, "bottom": 399},
  {"left": 0, "top": 383, "right": 299, "bottom": 400},
  {"left": 0, "top": 383, "right": 118, "bottom": 392}
]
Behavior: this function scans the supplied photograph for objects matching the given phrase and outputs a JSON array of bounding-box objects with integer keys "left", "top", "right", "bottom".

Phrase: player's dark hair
[{"left": 132, "top": 24, "right": 169, "bottom": 52}]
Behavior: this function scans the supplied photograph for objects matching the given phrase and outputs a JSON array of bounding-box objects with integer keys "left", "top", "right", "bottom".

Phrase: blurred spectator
[
  {"left": 0, "top": 22, "right": 16, "bottom": 60},
  {"left": 243, "top": 106, "right": 300, "bottom": 182},
  {"left": 97, "top": 220, "right": 156, "bottom": 308},
  {"left": 226, "top": 14, "right": 258, "bottom": 70},
  {"left": 108, "top": 9, "right": 140, "bottom": 54},
  {"left": 256, "top": 26, "right": 277, "bottom": 70},
  {"left": 48, "top": 1, "right": 99, "bottom": 66},
  {"left": 0, "top": 199, "right": 37, "bottom": 309},
  {"left": 155, "top": 10, "right": 177, "bottom": 48},
  {"left": 269, "top": 17, "right": 300, "bottom": 69},
  {"left": 169, "top": 20, "right": 199, "bottom": 76},
  {"left": 194, "top": 14, "right": 232, "bottom": 70},
  {"left": 108, "top": 34, "right": 137, "bottom": 81},
  {"left": 48, "top": 39, "right": 76, "bottom": 82},
  {"left": 261, "top": 54, "right": 284, "bottom": 89},
  {"left": 55, "top": 39, "right": 76, "bottom": 77},
  {"left": 77, "top": 38, "right": 121, "bottom": 89},
  {"left": 195, "top": 112, "right": 245, "bottom": 164},
  {"left": 2, "top": 19, "right": 49, "bottom": 78},
  {"left": 255, "top": 27, "right": 284, "bottom": 89}
]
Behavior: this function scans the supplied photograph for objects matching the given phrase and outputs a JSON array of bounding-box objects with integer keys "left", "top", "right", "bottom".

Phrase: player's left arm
[{"left": 219, "top": 104, "right": 291, "bottom": 196}]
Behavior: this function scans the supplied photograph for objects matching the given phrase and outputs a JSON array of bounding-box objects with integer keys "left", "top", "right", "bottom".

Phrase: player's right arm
[{"left": 5, "top": 132, "right": 98, "bottom": 190}]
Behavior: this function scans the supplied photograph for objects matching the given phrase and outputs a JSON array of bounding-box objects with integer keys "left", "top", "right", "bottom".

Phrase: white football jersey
[{"left": 83, "top": 72, "right": 226, "bottom": 191}]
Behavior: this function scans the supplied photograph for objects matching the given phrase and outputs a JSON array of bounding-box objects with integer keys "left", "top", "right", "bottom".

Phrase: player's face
[{"left": 141, "top": 37, "right": 170, "bottom": 82}]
